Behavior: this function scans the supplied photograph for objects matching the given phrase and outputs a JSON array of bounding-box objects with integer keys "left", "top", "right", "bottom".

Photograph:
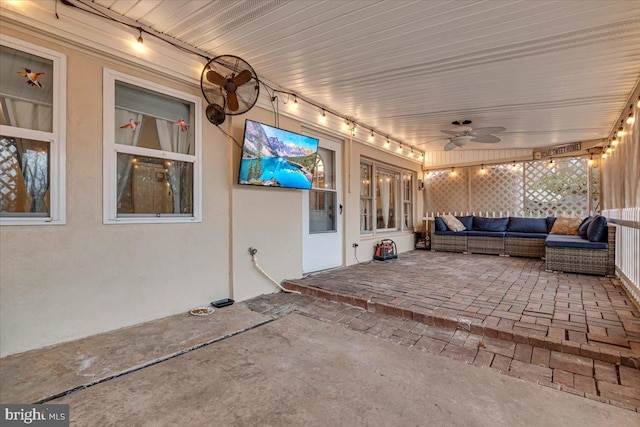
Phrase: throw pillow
[
  {"left": 578, "top": 216, "right": 594, "bottom": 239},
  {"left": 546, "top": 217, "right": 557, "bottom": 233},
  {"left": 587, "top": 215, "right": 608, "bottom": 242},
  {"left": 457, "top": 215, "right": 474, "bottom": 230},
  {"left": 434, "top": 217, "right": 448, "bottom": 232},
  {"left": 441, "top": 214, "right": 466, "bottom": 232},
  {"left": 549, "top": 216, "right": 582, "bottom": 235}
]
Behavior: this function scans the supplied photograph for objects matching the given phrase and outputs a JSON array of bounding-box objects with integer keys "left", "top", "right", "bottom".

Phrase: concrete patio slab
[
  {"left": 52, "top": 313, "right": 639, "bottom": 426},
  {"left": 0, "top": 304, "right": 271, "bottom": 404}
]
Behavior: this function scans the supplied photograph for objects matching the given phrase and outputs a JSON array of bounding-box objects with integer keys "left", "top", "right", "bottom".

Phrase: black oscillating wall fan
[{"left": 200, "top": 55, "right": 260, "bottom": 125}]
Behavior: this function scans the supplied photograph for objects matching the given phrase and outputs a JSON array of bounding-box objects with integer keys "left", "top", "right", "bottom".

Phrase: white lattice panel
[
  {"left": 470, "top": 164, "right": 524, "bottom": 215},
  {"left": 425, "top": 168, "right": 468, "bottom": 214},
  {"left": 525, "top": 157, "right": 590, "bottom": 216},
  {"left": 425, "top": 156, "right": 599, "bottom": 217}
]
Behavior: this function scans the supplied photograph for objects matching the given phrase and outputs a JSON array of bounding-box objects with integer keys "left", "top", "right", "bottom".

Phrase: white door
[{"left": 302, "top": 137, "right": 342, "bottom": 273}]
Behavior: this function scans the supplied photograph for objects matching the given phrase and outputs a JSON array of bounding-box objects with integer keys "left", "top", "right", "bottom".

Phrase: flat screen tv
[{"left": 238, "top": 119, "right": 319, "bottom": 189}]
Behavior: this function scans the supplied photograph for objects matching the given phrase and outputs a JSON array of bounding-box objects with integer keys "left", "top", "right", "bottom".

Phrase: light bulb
[
  {"left": 396, "top": 144, "right": 403, "bottom": 153},
  {"left": 611, "top": 137, "right": 618, "bottom": 146},
  {"left": 480, "top": 164, "right": 486, "bottom": 174},
  {"left": 602, "top": 153, "right": 608, "bottom": 159},
  {"left": 134, "top": 28, "right": 145, "bottom": 52},
  {"left": 368, "top": 131, "right": 374, "bottom": 142},
  {"left": 637, "top": 97, "right": 640, "bottom": 108},
  {"left": 587, "top": 155, "right": 594, "bottom": 166},
  {"left": 319, "top": 110, "right": 327, "bottom": 124},
  {"left": 606, "top": 146, "right": 612, "bottom": 154},
  {"left": 627, "top": 112, "right": 634, "bottom": 124},
  {"left": 385, "top": 138, "right": 390, "bottom": 147},
  {"left": 617, "top": 127, "right": 624, "bottom": 137}
]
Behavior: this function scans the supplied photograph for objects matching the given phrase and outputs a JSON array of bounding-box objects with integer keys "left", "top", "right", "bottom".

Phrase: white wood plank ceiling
[{"left": 88, "top": 1, "right": 640, "bottom": 151}]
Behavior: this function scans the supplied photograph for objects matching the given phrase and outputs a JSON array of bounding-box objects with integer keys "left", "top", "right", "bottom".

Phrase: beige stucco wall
[
  {"left": 0, "top": 27, "right": 231, "bottom": 357},
  {"left": 228, "top": 110, "right": 305, "bottom": 302}
]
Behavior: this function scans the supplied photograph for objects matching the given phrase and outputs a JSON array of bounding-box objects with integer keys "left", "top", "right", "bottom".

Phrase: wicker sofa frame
[
  {"left": 545, "top": 226, "right": 616, "bottom": 276},
  {"left": 429, "top": 219, "right": 616, "bottom": 277}
]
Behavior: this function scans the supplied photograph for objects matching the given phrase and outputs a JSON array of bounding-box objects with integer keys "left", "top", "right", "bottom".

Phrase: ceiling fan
[{"left": 441, "top": 120, "right": 506, "bottom": 151}]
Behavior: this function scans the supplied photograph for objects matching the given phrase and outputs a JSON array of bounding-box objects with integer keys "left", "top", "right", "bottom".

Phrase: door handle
[{"left": 339, "top": 204, "right": 343, "bottom": 214}]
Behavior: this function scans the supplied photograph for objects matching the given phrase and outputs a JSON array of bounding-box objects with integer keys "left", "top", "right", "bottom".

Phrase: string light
[
  {"left": 606, "top": 146, "right": 613, "bottom": 154},
  {"left": 133, "top": 27, "right": 145, "bottom": 52},
  {"left": 611, "top": 136, "right": 618, "bottom": 146},
  {"left": 450, "top": 167, "right": 455, "bottom": 175},
  {"left": 319, "top": 109, "right": 327, "bottom": 124},
  {"left": 616, "top": 123, "right": 624, "bottom": 138},
  {"left": 385, "top": 137, "right": 391, "bottom": 147},
  {"left": 588, "top": 154, "right": 594, "bottom": 166},
  {"left": 602, "top": 152, "right": 608, "bottom": 159},
  {"left": 637, "top": 96, "right": 640, "bottom": 108},
  {"left": 512, "top": 160, "right": 518, "bottom": 170},
  {"left": 396, "top": 144, "right": 403, "bottom": 153},
  {"left": 368, "top": 131, "right": 374, "bottom": 142},
  {"left": 409, "top": 148, "right": 414, "bottom": 157},
  {"left": 480, "top": 164, "right": 486, "bottom": 174},
  {"left": 61, "top": 0, "right": 426, "bottom": 163}
]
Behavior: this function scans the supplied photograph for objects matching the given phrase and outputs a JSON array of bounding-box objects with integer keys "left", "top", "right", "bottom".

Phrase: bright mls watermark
[{"left": 1, "top": 404, "right": 69, "bottom": 426}]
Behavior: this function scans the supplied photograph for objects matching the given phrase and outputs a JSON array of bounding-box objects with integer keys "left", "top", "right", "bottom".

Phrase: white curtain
[
  {"left": 380, "top": 175, "right": 390, "bottom": 228},
  {"left": 602, "top": 95, "right": 640, "bottom": 210},
  {"left": 115, "top": 109, "right": 143, "bottom": 203},
  {"left": 155, "top": 118, "right": 190, "bottom": 213}
]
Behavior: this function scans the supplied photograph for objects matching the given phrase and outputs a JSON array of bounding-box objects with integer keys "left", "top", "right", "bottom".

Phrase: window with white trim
[
  {"left": 360, "top": 159, "right": 414, "bottom": 234},
  {"left": 0, "top": 36, "right": 66, "bottom": 225},
  {"left": 103, "top": 69, "right": 201, "bottom": 224}
]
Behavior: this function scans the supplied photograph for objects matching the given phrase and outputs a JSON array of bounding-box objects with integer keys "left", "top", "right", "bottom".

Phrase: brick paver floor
[
  {"left": 282, "top": 251, "right": 640, "bottom": 369},
  {"left": 244, "top": 292, "right": 640, "bottom": 412}
]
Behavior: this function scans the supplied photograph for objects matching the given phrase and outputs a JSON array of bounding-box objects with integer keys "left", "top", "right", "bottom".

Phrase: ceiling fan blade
[
  {"left": 206, "top": 70, "right": 227, "bottom": 87},
  {"left": 441, "top": 130, "right": 460, "bottom": 136},
  {"left": 233, "top": 69, "right": 252, "bottom": 86},
  {"left": 472, "top": 127, "right": 506, "bottom": 135},
  {"left": 444, "top": 141, "right": 457, "bottom": 151},
  {"left": 227, "top": 91, "right": 239, "bottom": 112},
  {"left": 472, "top": 135, "right": 501, "bottom": 143}
]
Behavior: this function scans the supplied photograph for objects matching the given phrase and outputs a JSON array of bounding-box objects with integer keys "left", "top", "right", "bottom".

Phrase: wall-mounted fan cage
[{"left": 200, "top": 55, "right": 260, "bottom": 125}]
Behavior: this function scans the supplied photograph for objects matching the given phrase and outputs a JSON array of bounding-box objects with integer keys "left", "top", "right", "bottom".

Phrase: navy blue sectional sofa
[{"left": 430, "top": 215, "right": 615, "bottom": 276}]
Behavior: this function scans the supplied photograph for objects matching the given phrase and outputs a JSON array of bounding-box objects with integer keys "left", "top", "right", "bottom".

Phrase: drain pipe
[{"left": 249, "top": 247, "right": 301, "bottom": 294}]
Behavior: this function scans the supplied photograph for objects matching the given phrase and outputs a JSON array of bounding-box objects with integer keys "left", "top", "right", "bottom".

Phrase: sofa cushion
[
  {"left": 578, "top": 216, "right": 594, "bottom": 239},
  {"left": 441, "top": 214, "right": 466, "bottom": 232},
  {"left": 587, "top": 215, "right": 608, "bottom": 242},
  {"left": 434, "top": 230, "right": 467, "bottom": 236},
  {"left": 549, "top": 216, "right": 581, "bottom": 235},
  {"left": 545, "top": 234, "right": 608, "bottom": 250},
  {"left": 472, "top": 216, "right": 509, "bottom": 232},
  {"left": 457, "top": 215, "right": 474, "bottom": 230},
  {"left": 466, "top": 231, "right": 505, "bottom": 237},
  {"left": 507, "top": 217, "right": 548, "bottom": 233},
  {"left": 505, "top": 232, "right": 548, "bottom": 239},
  {"left": 546, "top": 217, "right": 557, "bottom": 233},
  {"left": 434, "top": 217, "right": 448, "bottom": 232}
]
